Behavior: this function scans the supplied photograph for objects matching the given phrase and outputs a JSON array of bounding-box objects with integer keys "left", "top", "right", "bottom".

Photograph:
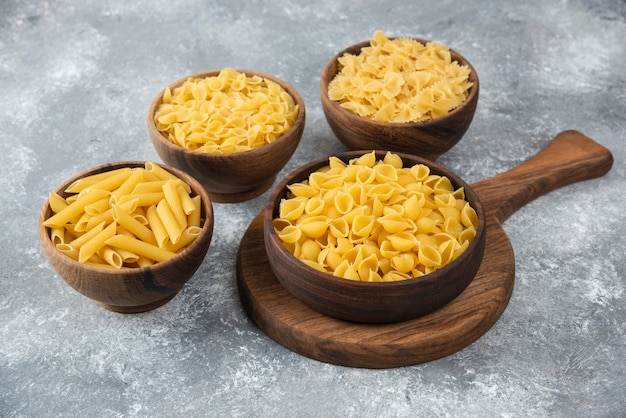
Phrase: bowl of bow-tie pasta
[
  {"left": 263, "top": 150, "right": 486, "bottom": 323},
  {"left": 320, "top": 31, "right": 479, "bottom": 161},
  {"left": 148, "top": 68, "right": 306, "bottom": 203},
  {"left": 38, "top": 161, "right": 214, "bottom": 313}
]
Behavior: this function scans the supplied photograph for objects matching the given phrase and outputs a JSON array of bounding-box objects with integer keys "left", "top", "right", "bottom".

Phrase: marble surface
[{"left": 1, "top": 0, "right": 624, "bottom": 417}]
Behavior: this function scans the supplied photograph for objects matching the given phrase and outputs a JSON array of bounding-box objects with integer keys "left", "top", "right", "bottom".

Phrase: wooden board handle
[{"left": 472, "top": 130, "right": 614, "bottom": 224}]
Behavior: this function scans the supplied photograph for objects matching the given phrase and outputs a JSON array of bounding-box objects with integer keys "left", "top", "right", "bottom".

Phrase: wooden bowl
[
  {"left": 320, "top": 38, "right": 479, "bottom": 161},
  {"left": 38, "top": 161, "right": 214, "bottom": 313},
  {"left": 147, "top": 69, "right": 306, "bottom": 203},
  {"left": 263, "top": 150, "right": 487, "bottom": 323}
]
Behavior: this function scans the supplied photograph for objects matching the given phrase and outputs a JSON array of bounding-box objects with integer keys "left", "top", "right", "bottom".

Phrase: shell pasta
[
  {"left": 273, "top": 151, "right": 478, "bottom": 282},
  {"left": 43, "top": 164, "right": 205, "bottom": 269}
]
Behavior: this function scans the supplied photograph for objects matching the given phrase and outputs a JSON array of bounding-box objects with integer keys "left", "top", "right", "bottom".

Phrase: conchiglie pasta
[
  {"left": 328, "top": 31, "right": 472, "bottom": 123},
  {"left": 274, "top": 151, "right": 478, "bottom": 282},
  {"left": 154, "top": 68, "right": 299, "bottom": 154}
]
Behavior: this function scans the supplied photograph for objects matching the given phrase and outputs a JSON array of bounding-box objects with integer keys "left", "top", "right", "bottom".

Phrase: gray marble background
[{"left": 1, "top": 0, "right": 624, "bottom": 417}]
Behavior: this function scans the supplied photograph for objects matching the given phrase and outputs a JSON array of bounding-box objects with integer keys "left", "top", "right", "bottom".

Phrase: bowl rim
[
  {"left": 320, "top": 37, "right": 480, "bottom": 128},
  {"left": 38, "top": 160, "right": 214, "bottom": 275},
  {"left": 263, "top": 149, "right": 487, "bottom": 289},
  {"left": 147, "top": 68, "right": 306, "bottom": 160}
]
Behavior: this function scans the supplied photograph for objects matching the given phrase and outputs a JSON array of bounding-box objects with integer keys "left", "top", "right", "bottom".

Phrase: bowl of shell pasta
[
  {"left": 320, "top": 31, "right": 479, "bottom": 161},
  {"left": 263, "top": 150, "right": 486, "bottom": 323},
  {"left": 38, "top": 161, "right": 214, "bottom": 313},
  {"left": 148, "top": 68, "right": 306, "bottom": 203}
]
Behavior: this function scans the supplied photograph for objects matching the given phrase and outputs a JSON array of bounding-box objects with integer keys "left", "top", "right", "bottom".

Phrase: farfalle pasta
[
  {"left": 327, "top": 31, "right": 473, "bottom": 123},
  {"left": 154, "top": 68, "right": 299, "bottom": 154},
  {"left": 273, "top": 151, "right": 478, "bottom": 282}
]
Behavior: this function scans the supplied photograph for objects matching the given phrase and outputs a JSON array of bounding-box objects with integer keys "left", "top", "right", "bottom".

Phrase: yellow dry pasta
[
  {"left": 328, "top": 30, "right": 473, "bottom": 123},
  {"left": 274, "top": 151, "right": 478, "bottom": 282},
  {"left": 154, "top": 68, "right": 299, "bottom": 154},
  {"left": 43, "top": 164, "right": 205, "bottom": 269}
]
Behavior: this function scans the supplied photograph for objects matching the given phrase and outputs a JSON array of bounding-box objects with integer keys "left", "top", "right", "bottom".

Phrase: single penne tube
[
  {"left": 79, "top": 222, "right": 117, "bottom": 263},
  {"left": 51, "top": 227, "right": 65, "bottom": 246},
  {"left": 130, "top": 180, "right": 168, "bottom": 195},
  {"left": 117, "top": 192, "right": 163, "bottom": 208},
  {"left": 114, "top": 196, "right": 138, "bottom": 214},
  {"left": 73, "top": 212, "right": 92, "bottom": 233},
  {"left": 85, "top": 209, "right": 114, "bottom": 231},
  {"left": 97, "top": 245, "right": 123, "bottom": 269},
  {"left": 163, "top": 226, "right": 202, "bottom": 252},
  {"left": 156, "top": 199, "right": 183, "bottom": 245},
  {"left": 48, "top": 192, "right": 68, "bottom": 214},
  {"left": 112, "top": 205, "right": 157, "bottom": 246},
  {"left": 135, "top": 255, "right": 154, "bottom": 268},
  {"left": 65, "top": 194, "right": 79, "bottom": 204},
  {"left": 146, "top": 205, "right": 169, "bottom": 247},
  {"left": 144, "top": 162, "right": 182, "bottom": 184},
  {"left": 84, "top": 196, "right": 111, "bottom": 216},
  {"left": 133, "top": 213, "right": 149, "bottom": 226},
  {"left": 163, "top": 180, "right": 187, "bottom": 228},
  {"left": 43, "top": 188, "right": 110, "bottom": 228},
  {"left": 56, "top": 243, "right": 78, "bottom": 261},
  {"left": 110, "top": 169, "right": 144, "bottom": 202},
  {"left": 105, "top": 234, "right": 177, "bottom": 263},
  {"left": 64, "top": 167, "right": 132, "bottom": 193},
  {"left": 187, "top": 195, "right": 202, "bottom": 227},
  {"left": 67, "top": 221, "right": 106, "bottom": 249},
  {"left": 115, "top": 247, "right": 139, "bottom": 264},
  {"left": 177, "top": 185, "right": 196, "bottom": 215},
  {"left": 84, "top": 169, "right": 133, "bottom": 193}
]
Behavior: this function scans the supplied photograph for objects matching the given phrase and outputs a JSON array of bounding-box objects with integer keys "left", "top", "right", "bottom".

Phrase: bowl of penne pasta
[
  {"left": 320, "top": 31, "right": 479, "bottom": 161},
  {"left": 38, "top": 161, "right": 214, "bottom": 313},
  {"left": 147, "top": 68, "right": 306, "bottom": 203},
  {"left": 263, "top": 150, "right": 486, "bottom": 323}
]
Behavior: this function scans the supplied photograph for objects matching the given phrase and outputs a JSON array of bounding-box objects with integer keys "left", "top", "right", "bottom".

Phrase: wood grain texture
[
  {"left": 38, "top": 162, "right": 214, "bottom": 313},
  {"left": 147, "top": 70, "right": 306, "bottom": 203},
  {"left": 320, "top": 38, "right": 479, "bottom": 161},
  {"left": 236, "top": 130, "right": 613, "bottom": 368}
]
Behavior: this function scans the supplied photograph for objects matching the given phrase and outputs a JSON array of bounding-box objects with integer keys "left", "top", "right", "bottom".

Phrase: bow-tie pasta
[{"left": 328, "top": 31, "right": 473, "bottom": 123}]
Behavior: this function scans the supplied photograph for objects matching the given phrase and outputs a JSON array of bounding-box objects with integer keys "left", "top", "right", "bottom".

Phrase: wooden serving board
[{"left": 236, "top": 131, "right": 613, "bottom": 368}]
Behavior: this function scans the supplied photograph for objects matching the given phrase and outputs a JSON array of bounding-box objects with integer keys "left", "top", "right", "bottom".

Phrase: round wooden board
[
  {"left": 235, "top": 131, "right": 614, "bottom": 368},
  {"left": 236, "top": 211, "right": 514, "bottom": 368}
]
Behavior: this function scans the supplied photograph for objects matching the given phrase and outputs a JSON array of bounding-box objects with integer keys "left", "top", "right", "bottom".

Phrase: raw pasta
[
  {"left": 43, "top": 164, "right": 205, "bottom": 269},
  {"left": 273, "top": 151, "right": 478, "bottom": 282},
  {"left": 154, "top": 68, "right": 299, "bottom": 154},
  {"left": 327, "top": 30, "right": 473, "bottom": 123}
]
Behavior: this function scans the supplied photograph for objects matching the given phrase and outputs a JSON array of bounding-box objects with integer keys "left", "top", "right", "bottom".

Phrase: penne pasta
[
  {"left": 45, "top": 164, "right": 204, "bottom": 268},
  {"left": 48, "top": 192, "right": 68, "bottom": 214},
  {"left": 156, "top": 199, "right": 183, "bottom": 245},
  {"left": 64, "top": 167, "right": 132, "bottom": 193},
  {"left": 105, "top": 234, "right": 177, "bottom": 263},
  {"left": 43, "top": 189, "right": 110, "bottom": 228},
  {"left": 187, "top": 195, "right": 202, "bottom": 227},
  {"left": 78, "top": 222, "right": 117, "bottom": 263},
  {"left": 112, "top": 205, "right": 157, "bottom": 246},
  {"left": 162, "top": 180, "right": 187, "bottom": 229},
  {"left": 97, "top": 245, "right": 124, "bottom": 269},
  {"left": 145, "top": 204, "right": 169, "bottom": 247}
]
